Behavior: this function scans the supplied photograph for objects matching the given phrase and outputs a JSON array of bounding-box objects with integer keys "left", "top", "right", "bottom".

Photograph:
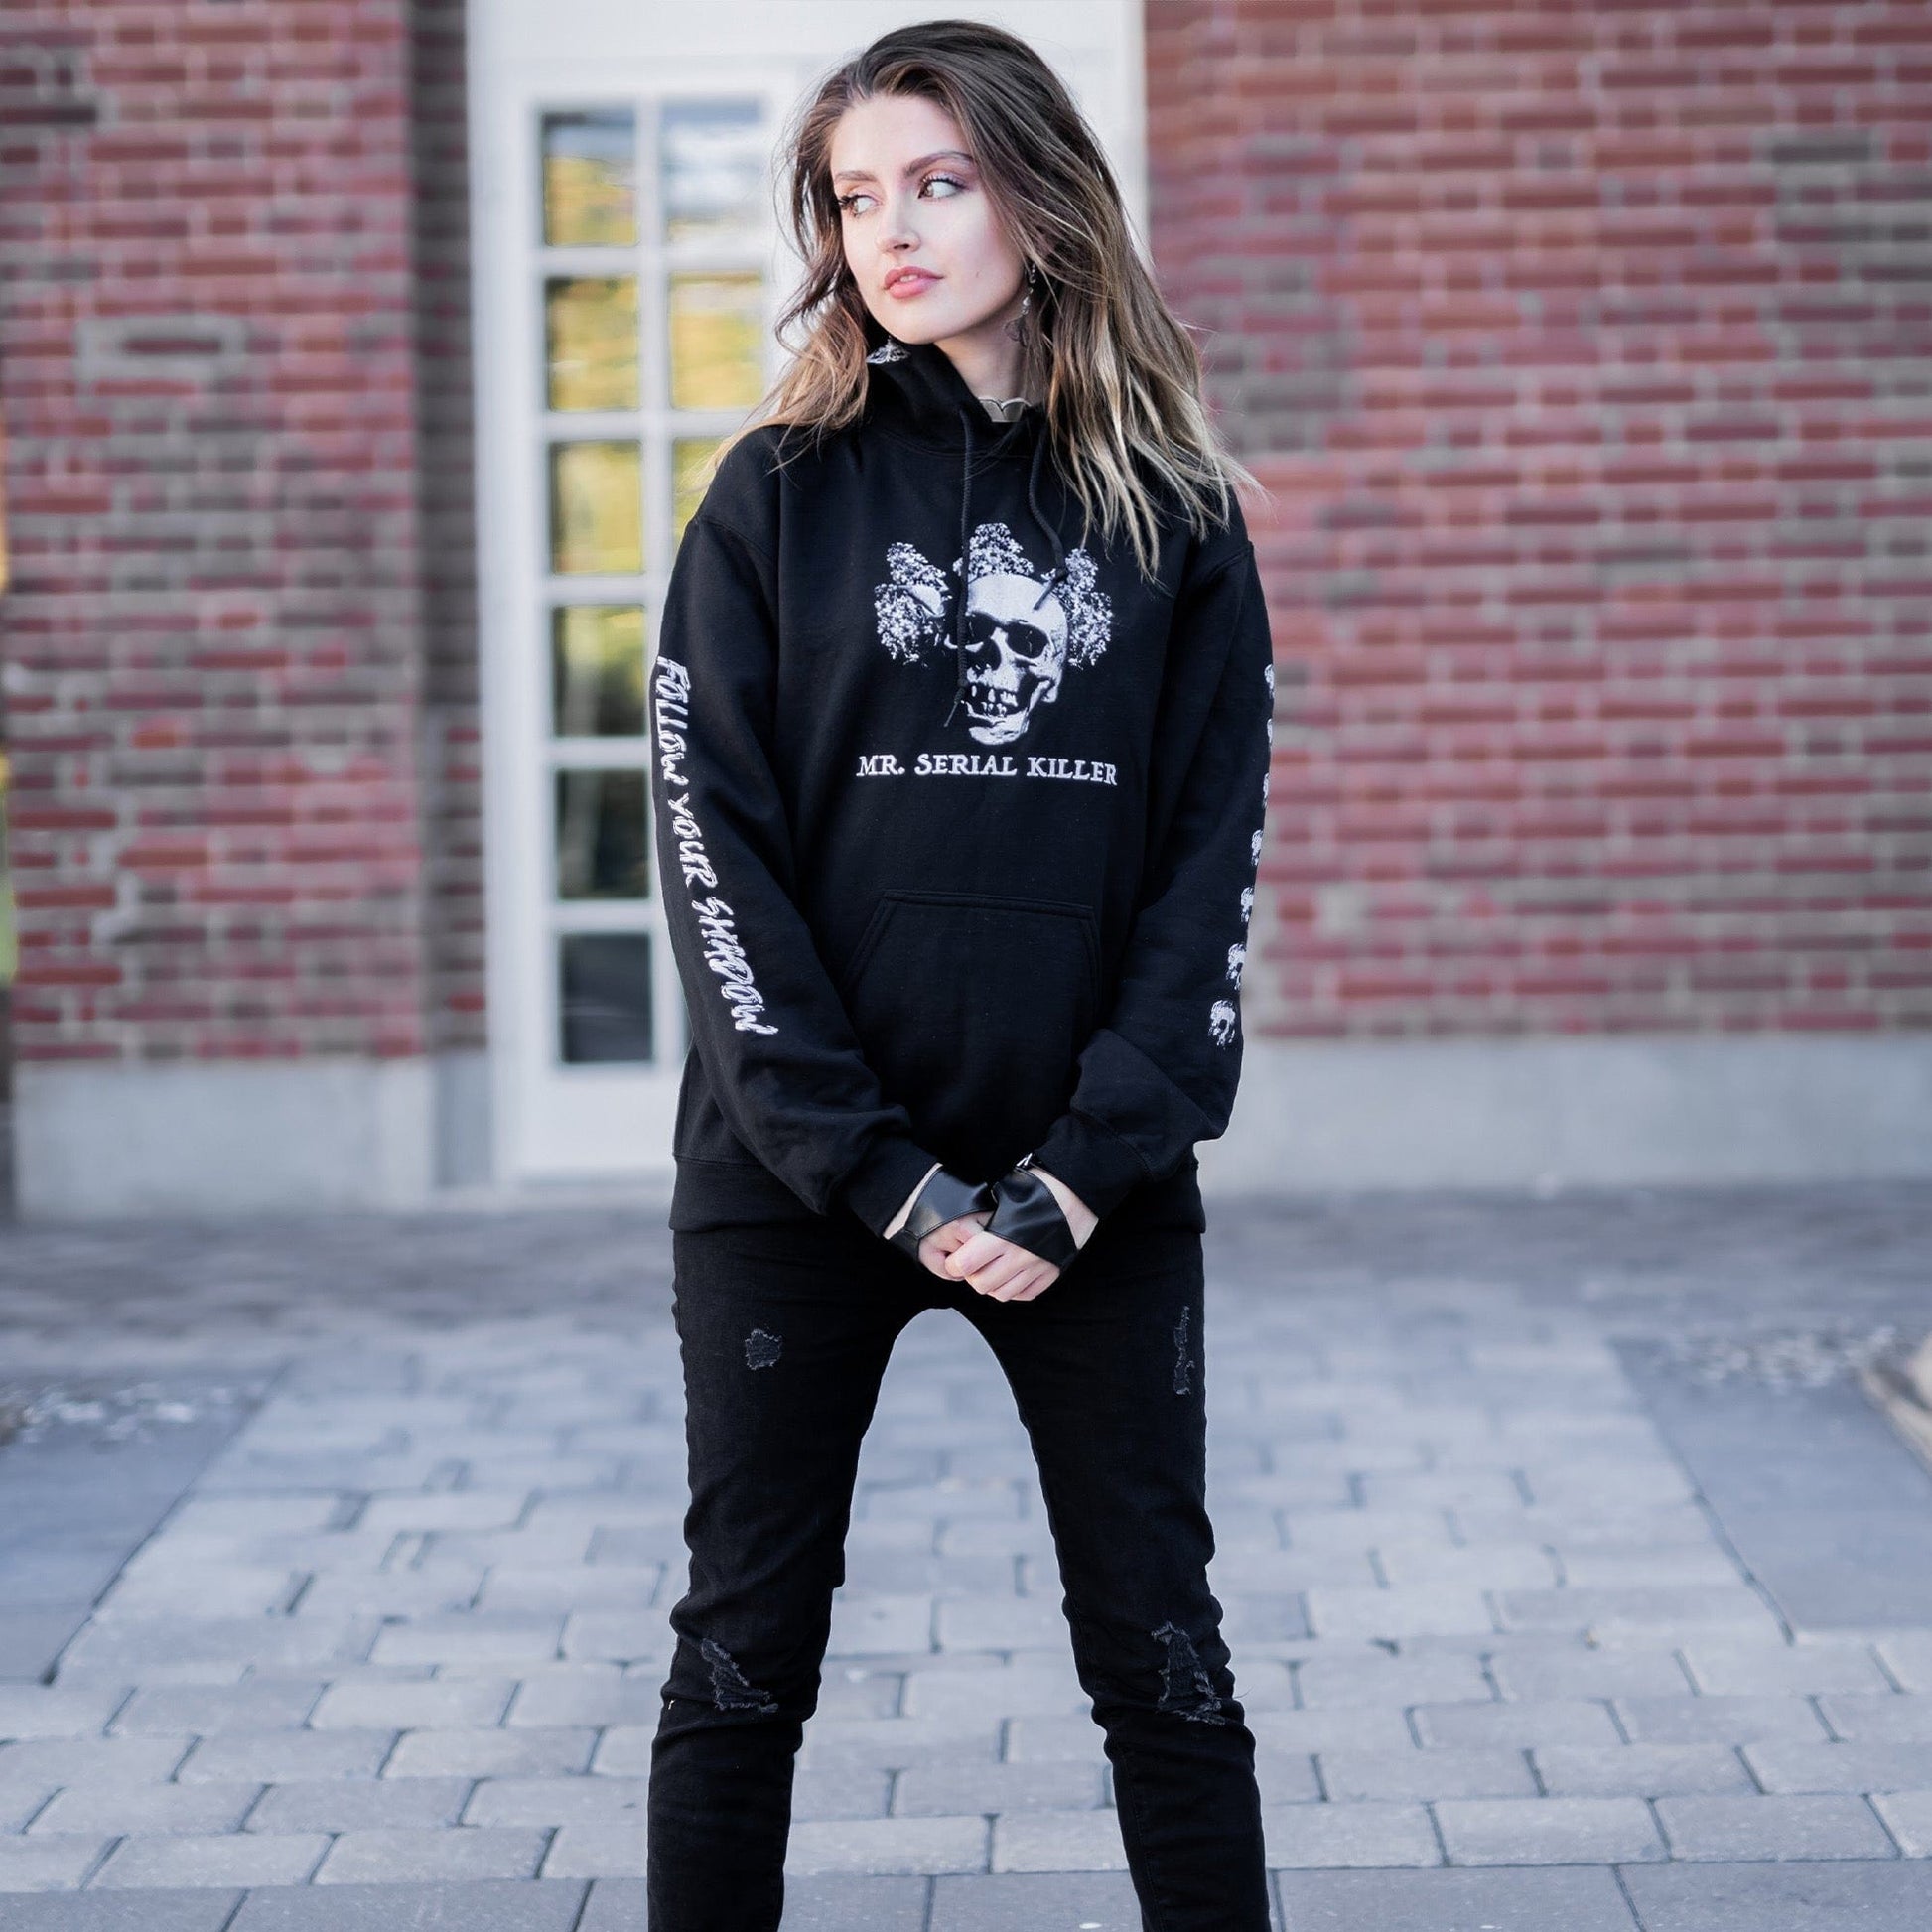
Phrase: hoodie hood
[
  {"left": 860, "top": 319, "right": 1069, "bottom": 734},
  {"left": 858, "top": 312, "right": 1038, "bottom": 450}
]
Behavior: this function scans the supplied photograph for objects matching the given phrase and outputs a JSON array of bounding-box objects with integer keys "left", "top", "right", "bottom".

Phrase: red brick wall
[
  {"left": 0, "top": 0, "right": 482, "bottom": 1066},
  {"left": 1150, "top": 0, "right": 1932, "bottom": 1037},
  {"left": 7, "top": 0, "right": 1924, "bottom": 1083}
]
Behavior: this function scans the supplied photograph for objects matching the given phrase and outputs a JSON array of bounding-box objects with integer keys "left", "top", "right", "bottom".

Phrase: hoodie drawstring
[
  {"left": 1025, "top": 426, "right": 1066, "bottom": 611},
  {"left": 947, "top": 405, "right": 974, "bottom": 727},
  {"left": 946, "top": 397, "right": 1066, "bottom": 730}
]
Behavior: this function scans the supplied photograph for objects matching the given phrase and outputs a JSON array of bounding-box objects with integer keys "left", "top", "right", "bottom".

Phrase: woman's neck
[{"left": 932, "top": 327, "right": 1035, "bottom": 413}]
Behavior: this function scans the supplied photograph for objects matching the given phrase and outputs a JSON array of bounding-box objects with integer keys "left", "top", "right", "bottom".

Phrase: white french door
[{"left": 467, "top": 0, "right": 1145, "bottom": 1186}]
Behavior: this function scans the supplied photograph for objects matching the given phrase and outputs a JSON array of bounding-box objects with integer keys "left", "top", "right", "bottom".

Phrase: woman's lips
[{"left": 886, "top": 272, "right": 937, "bottom": 299}]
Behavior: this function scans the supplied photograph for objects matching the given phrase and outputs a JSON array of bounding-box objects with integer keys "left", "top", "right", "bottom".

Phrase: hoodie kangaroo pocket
[{"left": 838, "top": 889, "right": 1102, "bottom": 1173}]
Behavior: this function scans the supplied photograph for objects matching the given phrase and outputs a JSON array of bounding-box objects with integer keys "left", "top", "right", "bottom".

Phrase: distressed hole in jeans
[
  {"left": 699, "top": 1636, "right": 779, "bottom": 1714},
  {"left": 744, "top": 1326, "right": 783, "bottom": 1371},
  {"left": 1152, "top": 1619, "right": 1228, "bottom": 1725},
  {"left": 1172, "top": 1305, "right": 1195, "bottom": 1395}
]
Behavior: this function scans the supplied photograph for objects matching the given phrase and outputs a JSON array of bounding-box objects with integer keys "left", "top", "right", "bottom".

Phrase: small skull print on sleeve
[{"left": 1210, "top": 655, "right": 1276, "bottom": 1048}]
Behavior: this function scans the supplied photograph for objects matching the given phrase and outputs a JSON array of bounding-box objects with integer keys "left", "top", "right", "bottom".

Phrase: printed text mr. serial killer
[{"left": 857, "top": 752, "right": 1119, "bottom": 784}]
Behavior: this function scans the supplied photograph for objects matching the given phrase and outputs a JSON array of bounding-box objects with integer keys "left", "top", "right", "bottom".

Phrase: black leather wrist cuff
[
  {"left": 886, "top": 1166, "right": 995, "bottom": 1260},
  {"left": 984, "top": 1164, "right": 1079, "bottom": 1269}
]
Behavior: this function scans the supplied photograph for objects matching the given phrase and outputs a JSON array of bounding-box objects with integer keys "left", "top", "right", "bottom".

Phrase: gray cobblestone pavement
[{"left": 1, "top": 1179, "right": 1928, "bottom": 1929}]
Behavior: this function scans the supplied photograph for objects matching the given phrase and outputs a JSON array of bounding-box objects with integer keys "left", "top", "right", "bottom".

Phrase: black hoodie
[{"left": 647, "top": 318, "right": 1276, "bottom": 1241}]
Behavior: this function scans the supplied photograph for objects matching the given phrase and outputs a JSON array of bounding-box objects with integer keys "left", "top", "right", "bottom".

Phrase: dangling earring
[{"left": 1005, "top": 259, "right": 1038, "bottom": 342}]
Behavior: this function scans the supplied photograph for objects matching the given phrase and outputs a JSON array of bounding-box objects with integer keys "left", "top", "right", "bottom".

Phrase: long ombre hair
[{"left": 704, "top": 17, "right": 1266, "bottom": 581}]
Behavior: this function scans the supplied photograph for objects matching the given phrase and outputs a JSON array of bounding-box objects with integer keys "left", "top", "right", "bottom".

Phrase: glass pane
[
  {"left": 668, "top": 272, "right": 764, "bottom": 410},
  {"left": 559, "top": 932, "right": 653, "bottom": 1063},
  {"left": 549, "top": 440, "right": 642, "bottom": 575},
  {"left": 555, "top": 769, "right": 649, "bottom": 899},
  {"left": 546, "top": 276, "right": 639, "bottom": 412},
  {"left": 672, "top": 438, "right": 722, "bottom": 544},
  {"left": 541, "top": 110, "right": 637, "bottom": 247},
  {"left": 661, "top": 98, "right": 765, "bottom": 243},
  {"left": 552, "top": 606, "right": 646, "bottom": 738}
]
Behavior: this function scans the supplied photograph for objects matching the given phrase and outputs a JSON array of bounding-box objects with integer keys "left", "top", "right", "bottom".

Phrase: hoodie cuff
[
  {"left": 1025, "top": 1113, "right": 1154, "bottom": 1223},
  {"left": 839, "top": 1132, "right": 948, "bottom": 1239}
]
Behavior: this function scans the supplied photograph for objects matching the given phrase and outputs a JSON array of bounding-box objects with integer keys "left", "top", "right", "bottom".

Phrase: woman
[{"left": 644, "top": 18, "right": 1278, "bottom": 1929}]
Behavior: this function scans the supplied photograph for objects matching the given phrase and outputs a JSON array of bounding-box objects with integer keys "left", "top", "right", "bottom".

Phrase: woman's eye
[{"left": 836, "top": 174, "right": 966, "bottom": 216}]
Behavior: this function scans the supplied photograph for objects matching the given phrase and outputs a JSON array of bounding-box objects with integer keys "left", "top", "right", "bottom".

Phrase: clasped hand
[{"left": 918, "top": 1168, "right": 1098, "bottom": 1303}]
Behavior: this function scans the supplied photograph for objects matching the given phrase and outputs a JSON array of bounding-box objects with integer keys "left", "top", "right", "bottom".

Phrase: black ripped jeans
[{"left": 645, "top": 1203, "right": 1271, "bottom": 1932}]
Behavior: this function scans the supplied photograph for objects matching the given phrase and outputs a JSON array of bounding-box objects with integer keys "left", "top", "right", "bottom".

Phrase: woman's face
[{"left": 830, "top": 92, "right": 1028, "bottom": 354}]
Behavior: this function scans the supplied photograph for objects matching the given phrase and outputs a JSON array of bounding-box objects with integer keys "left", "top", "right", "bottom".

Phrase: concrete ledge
[
  {"left": 14, "top": 1058, "right": 458, "bottom": 1219},
  {"left": 1199, "top": 1033, "right": 1932, "bottom": 1196},
  {"left": 12, "top": 1034, "right": 1929, "bottom": 1218}
]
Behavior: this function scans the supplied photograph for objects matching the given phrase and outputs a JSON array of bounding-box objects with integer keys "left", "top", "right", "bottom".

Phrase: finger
[
  {"left": 1007, "top": 1264, "right": 1059, "bottom": 1301},
  {"left": 1004, "top": 1262, "right": 1058, "bottom": 1302},
  {"left": 963, "top": 1254, "right": 1019, "bottom": 1297},
  {"left": 921, "top": 1228, "right": 980, "bottom": 1274},
  {"left": 945, "top": 1231, "right": 1006, "bottom": 1275},
  {"left": 962, "top": 1230, "right": 1051, "bottom": 1278},
  {"left": 921, "top": 1228, "right": 984, "bottom": 1275},
  {"left": 971, "top": 1253, "right": 1035, "bottom": 1300},
  {"left": 960, "top": 1260, "right": 1003, "bottom": 1296}
]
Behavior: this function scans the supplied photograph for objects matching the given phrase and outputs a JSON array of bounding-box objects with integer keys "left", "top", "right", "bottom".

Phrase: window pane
[
  {"left": 555, "top": 769, "right": 649, "bottom": 899},
  {"left": 672, "top": 438, "right": 722, "bottom": 544},
  {"left": 549, "top": 440, "right": 642, "bottom": 575},
  {"left": 546, "top": 276, "right": 639, "bottom": 412},
  {"left": 661, "top": 98, "right": 765, "bottom": 244},
  {"left": 542, "top": 110, "right": 637, "bottom": 247},
  {"left": 668, "top": 272, "right": 763, "bottom": 410},
  {"left": 559, "top": 932, "right": 653, "bottom": 1063},
  {"left": 552, "top": 606, "right": 645, "bottom": 738}
]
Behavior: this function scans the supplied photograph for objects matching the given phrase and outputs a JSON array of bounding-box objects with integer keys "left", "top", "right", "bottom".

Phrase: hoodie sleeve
[
  {"left": 648, "top": 504, "right": 946, "bottom": 1234},
  {"left": 1024, "top": 535, "right": 1277, "bottom": 1221}
]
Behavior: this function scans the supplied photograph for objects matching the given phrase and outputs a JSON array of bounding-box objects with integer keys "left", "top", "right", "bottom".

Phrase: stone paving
[{"left": 0, "top": 1179, "right": 1928, "bottom": 1929}]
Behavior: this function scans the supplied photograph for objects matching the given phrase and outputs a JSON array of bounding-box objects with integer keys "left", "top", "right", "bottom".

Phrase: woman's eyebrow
[{"left": 832, "top": 149, "right": 974, "bottom": 187}]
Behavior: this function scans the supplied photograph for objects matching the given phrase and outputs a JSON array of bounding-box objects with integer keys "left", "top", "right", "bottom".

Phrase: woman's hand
[
  {"left": 930, "top": 1167, "right": 1096, "bottom": 1303},
  {"left": 917, "top": 1212, "right": 1055, "bottom": 1300},
  {"left": 915, "top": 1208, "right": 991, "bottom": 1280},
  {"left": 940, "top": 1227, "right": 1059, "bottom": 1301}
]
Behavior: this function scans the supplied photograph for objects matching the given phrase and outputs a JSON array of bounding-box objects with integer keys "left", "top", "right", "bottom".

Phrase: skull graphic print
[{"left": 873, "top": 521, "right": 1112, "bottom": 746}]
